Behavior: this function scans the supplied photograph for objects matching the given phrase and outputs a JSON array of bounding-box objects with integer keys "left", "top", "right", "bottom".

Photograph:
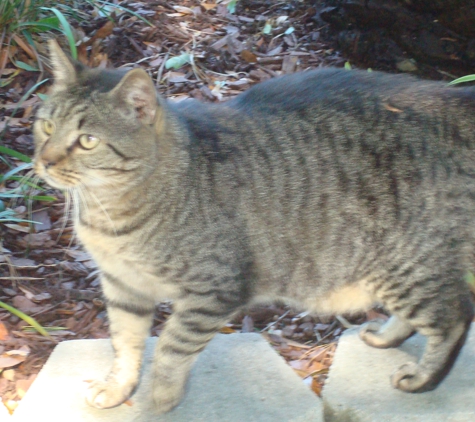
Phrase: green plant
[
  {"left": 448, "top": 75, "right": 475, "bottom": 85},
  {"left": 0, "top": 0, "right": 95, "bottom": 90},
  {"left": 0, "top": 145, "right": 55, "bottom": 223},
  {"left": 0, "top": 300, "right": 50, "bottom": 337}
]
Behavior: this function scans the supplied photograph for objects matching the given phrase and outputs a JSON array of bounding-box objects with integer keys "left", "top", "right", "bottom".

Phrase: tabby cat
[{"left": 34, "top": 39, "right": 474, "bottom": 413}]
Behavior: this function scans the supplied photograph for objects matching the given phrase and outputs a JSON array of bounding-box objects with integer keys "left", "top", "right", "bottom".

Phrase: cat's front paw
[
  {"left": 391, "top": 362, "right": 433, "bottom": 393},
  {"left": 86, "top": 378, "right": 136, "bottom": 409},
  {"left": 153, "top": 383, "right": 185, "bottom": 414}
]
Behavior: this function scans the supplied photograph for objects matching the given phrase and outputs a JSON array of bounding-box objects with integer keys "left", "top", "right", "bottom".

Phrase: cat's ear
[
  {"left": 109, "top": 68, "right": 157, "bottom": 125},
  {"left": 48, "top": 39, "right": 76, "bottom": 91}
]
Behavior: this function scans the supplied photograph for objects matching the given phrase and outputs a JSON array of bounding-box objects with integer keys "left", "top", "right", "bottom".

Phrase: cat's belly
[
  {"left": 305, "top": 281, "right": 376, "bottom": 315},
  {"left": 253, "top": 279, "right": 375, "bottom": 316}
]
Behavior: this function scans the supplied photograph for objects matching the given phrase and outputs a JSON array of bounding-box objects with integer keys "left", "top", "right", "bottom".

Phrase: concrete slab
[
  {"left": 12, "top": 333, "right": 323, "bottom": 422},
  {"left": 323, "top": 325, "right": 475, "bottom": 422}
]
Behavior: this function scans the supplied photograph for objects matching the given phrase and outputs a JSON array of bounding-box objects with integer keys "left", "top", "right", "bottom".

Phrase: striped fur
[{"left": 33, "top": 40, "right": 473, "bottom": 412}]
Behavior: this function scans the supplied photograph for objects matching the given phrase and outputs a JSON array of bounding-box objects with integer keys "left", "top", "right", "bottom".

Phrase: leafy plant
[
  {"left": 0, "top": 146, "right": 55, "bottom": 223},
  {"left": 165, "top": 52, "right": 191, "bottom": 70},
  {"left": 0, "top": 0, "right": 86, "bottom": 87}
]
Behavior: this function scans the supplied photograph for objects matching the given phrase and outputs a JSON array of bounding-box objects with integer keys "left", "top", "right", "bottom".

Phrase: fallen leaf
[
  {"left": 366, "top": 309, "right": 389, "bottom": 321},
  {"left": 4, "top": 224, "right": 30, "bottom": 233},
  {"left": 12, "top": 296, "right": 45, "bottom": 314},
  {"left": 31, "top": 209, "right": 52, "bottom": 232},
  {"left": 166, "top": 72, "right": 189, "bottom": 83},
  {"left": 16, "top": 374, "right": 36, "bottom": 399},
  {"left": 94, "top": 20, "right": 115, "bottom": 39},
  {"left": 173, "top": 5, "right": 195, "bottom": 14},
  {"left": 9, "top": 257, "right": 36, "bottom": 267},
  {"left": 292, "top": 368, "right": 309, "bottom": 378},
  {"left": 201, "top": 3, "right": 217, "bottom": 10},
  {"left": 2, "top": 369, "right": 15, "bottom": 381},
  {"left": 219, "top": 326, "right": 236, "bottom": 334},
  {"left": 65, "top": 250, "right": 92, "bottom": 262},
  {"left": 0, "top": 355, "right": 25, "bottom": 370},
  {"left": 0, "top": 322, "right": 9, "bottom": 341},
  {"left": 19, "top": 232, "right": 54, "bottom": 248},
  {"left": 6, "top": 345, "right": 30, "bottom": 356},
  {"left": 241, "top": 50, "right": 257, "bottom": 63},
  {"left": 4, "top": 400, "right": 18, "bottom": 414},
  {"left": 310, "top": 378, "right": 322, "bottom": 396}
]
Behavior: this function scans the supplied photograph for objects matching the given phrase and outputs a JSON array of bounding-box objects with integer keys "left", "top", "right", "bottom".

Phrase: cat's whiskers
[
  {"left": 15, "top": 169, "right": 35, "bottom": 190},
  {"left": 80, "top": 182, "right": 117, "bottom": 236},
  {"left": 86, "top": 186, "right": 117, "bottom": 236},
  {"left": 83, "top": 173, "right": 115, "bottom": 188},
  {"left": 75, "top": 184, "right": 91, "bottom": 225},
  {"left": 56, "top": 188, "right": 72, "bottom": 243}
]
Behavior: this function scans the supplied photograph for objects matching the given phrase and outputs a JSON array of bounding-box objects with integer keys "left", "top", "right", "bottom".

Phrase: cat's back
[{"left": 224, "top": 68, "right": 473, "bottom": 131}]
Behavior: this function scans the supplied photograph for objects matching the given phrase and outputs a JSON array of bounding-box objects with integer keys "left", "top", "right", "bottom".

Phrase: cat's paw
[
  {"left": 153, "top": 383, "right": 185, "bottom": 414},
  {"left": 359, "top": 319, "right": 387, "bottom": 348},
  {"left": 391, "top": 362, "right": 433, "bottom": 393},
  {"left": 86, "top": 378, "right": 136, "bottom": 409}
]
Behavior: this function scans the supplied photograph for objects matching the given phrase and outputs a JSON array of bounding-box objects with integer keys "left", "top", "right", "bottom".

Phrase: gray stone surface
[
  {"left": 323, "top": 325, "right": 475, "bottom": 422},
  {"left": 12, "top": 333, "right": 323, "bottom": 422}
]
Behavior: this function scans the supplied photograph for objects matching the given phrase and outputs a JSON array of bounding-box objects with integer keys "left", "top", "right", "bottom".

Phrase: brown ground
[{"left": 0, "top": 0, "right": 460, "bottom": 415}]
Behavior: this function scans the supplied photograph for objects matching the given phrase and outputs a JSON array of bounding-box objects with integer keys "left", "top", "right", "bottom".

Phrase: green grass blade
[
  {"left": 27, "top": 195, "right": 56, "bottom": 201},
  {"left": 0, "top": 78, "right": 48, "bottom": 138},
  {"left": 448, "top": 75, "right": 475, "bottom": 85},
  {"left": 14, "top": 60, "right": 39, "bottom": 71},
  {"left": 7, "top": 176, "right": 46, "bottom": 190},
  {"left": 22, "top": 326, "right": 67, "bottom": 333},
  {"left": 0, "top": 162, "right": 32, "bottom": 183},
  {"left": 0, "top": 300, "right": 51, "bottom": 338},
  {"left": 17, "top": 16, "right": 61, "bottom": 32},
  {"left": 0, "top": 146, "right": 32, "bottom": 163},
  {"left": 40, "top": 7, "right": 77, "bottom": 59},
  {"left": 91, "top": 0, "right": 154, "bottom": 26}
]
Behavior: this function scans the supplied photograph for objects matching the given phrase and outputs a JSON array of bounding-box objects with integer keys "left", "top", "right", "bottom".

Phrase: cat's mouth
[{"left": 34, "top": 160, "right": 81, "bottom": 189}]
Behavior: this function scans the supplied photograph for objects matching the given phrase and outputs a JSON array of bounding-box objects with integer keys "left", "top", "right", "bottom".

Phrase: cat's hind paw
[
  {"left": 360, "top": 316, "right": 414, "bottom": 349},
  {"left": 391, "top": 362, "right": 434, "bottom": 393},
  {"left": 359, "top": 319, "right": 388, "bottom": 348},
  {"left": 86, "top": 378, "right": 136, "bottom": 409}
]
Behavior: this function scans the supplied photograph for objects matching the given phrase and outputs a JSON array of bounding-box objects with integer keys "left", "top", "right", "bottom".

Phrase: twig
[{"left": 261, "top": 310, "right": 290, "bottom": 332}]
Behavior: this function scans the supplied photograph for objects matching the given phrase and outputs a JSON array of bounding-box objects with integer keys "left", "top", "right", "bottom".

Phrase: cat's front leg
[
  {"left": 152, "top": 297, "right": 236, "bottom": 414},
  {"left": 86, "top": 279, "right": 155, "bottom": 409}
]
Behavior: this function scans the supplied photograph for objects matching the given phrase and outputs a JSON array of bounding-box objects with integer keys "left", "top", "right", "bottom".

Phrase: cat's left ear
[
  {"left": 109, "top": 68, "right": 157, "bottom": 125},
  {"left": 48, "top": 39, "right": 77, "bottom": 91}
]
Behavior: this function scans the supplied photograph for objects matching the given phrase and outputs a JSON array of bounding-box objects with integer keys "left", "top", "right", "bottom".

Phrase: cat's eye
[
  {"left": 42, "top": 120, "right": 55, "bottom": 135},
  {"left": 78, "top": 134, "right": 100, "bottom": 150}
]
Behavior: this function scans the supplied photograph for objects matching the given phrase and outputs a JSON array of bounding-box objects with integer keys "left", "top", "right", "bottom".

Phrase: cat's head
[{"left": 33, "top": 39, "right": 160, "bottom": 190}]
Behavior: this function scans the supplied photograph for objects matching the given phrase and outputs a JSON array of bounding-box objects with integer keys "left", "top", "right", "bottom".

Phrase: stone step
[
  {"left": 12, "top": 333, "right": 323, "bottom": 422},
  {"left": 323, "top": 324, "right": 475, "bottom": 422}
]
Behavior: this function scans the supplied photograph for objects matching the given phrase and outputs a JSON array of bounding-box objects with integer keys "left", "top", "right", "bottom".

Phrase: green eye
[
  {"left": 78, "top": 134, "right": 100, "bottom": 150},
  {"left": 43, "top": 119, "right": 55, "bottom": 135}
]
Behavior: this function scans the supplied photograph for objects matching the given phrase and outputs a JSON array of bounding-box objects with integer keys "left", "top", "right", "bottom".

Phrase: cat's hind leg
[
  {"left": 385, "top": 269, "right": 473, "bottom": 393},
  {"left": 359, "top": 315, "right": 415, "bottom": 348},
  {"left": 390, "top": 308, "right": 472, "bottom": 393}
]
